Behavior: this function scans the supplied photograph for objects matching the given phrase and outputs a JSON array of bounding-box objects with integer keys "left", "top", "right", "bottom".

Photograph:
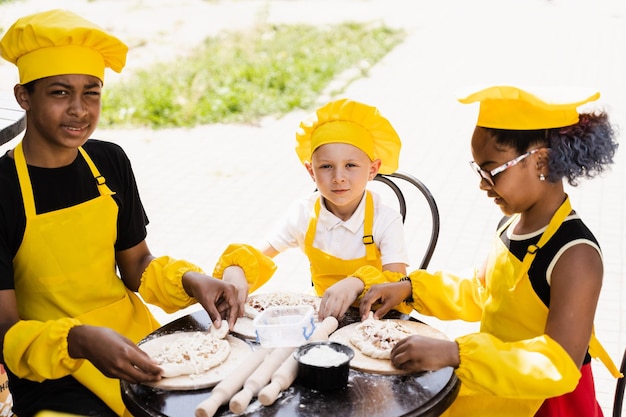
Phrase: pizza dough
[
  {"left": 231, "top": 292, "right": 322, "bottom": 339},
  {"left": 350, "top": 314, "right": 413, "bottom": 359},
  {"left": 139, "top": 328, "right": 254, "bottom": 390},
  {"left": 244, "top": 292, "right": 321, "bottom": 318},
  {"left": 209, "top": 320, "right": 230, "bottom": 339},
  {"left": 231, "top": 317, "right": 257, "bottom": 340},
  {"left": 151, "top": 331, "right": 231, "bottom": 377},
  {"left": 329, "top": 319, "right": 449, "bottom": 375}
]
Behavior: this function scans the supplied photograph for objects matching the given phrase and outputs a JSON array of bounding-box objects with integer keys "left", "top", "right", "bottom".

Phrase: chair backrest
[
  {"left": 0, "top": 92, "right": 26, "bottom": 146},
  {"left": 613, "top": 347, "right": 626, "bottom": 417},
  {"left": 371, "top": 170, "right": 440, "bottom": 269}
]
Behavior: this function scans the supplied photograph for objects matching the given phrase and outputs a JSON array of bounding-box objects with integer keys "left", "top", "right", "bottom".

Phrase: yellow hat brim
[
  {"left": 17, "top": 45, "right": 105, "bottom": 85},
  {"left": 458, "top": 85, "right": 600, "bottom": 130}
]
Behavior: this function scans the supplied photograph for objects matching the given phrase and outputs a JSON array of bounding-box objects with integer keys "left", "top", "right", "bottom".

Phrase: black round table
[{"left": 121, "top": 309, "right": 460, "bottom": 417}]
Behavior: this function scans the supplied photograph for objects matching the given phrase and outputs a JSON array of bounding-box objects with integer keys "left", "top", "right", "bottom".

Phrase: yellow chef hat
[
  {"left": 458, "top": 85, "right": 600, "bottom": 130},
  {"left": 295, "top": 98, "right": 402, "bottom": 174},
  {"left": 0, "top": 9, "right": 128, "bottom": 84}
]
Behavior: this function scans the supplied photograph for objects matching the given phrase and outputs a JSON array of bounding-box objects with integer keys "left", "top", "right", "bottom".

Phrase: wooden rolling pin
[
  {"left": 229, "top": 346, "right": 295, "bottom": 414},
  {"left": 195, "top": 347, "right": 271, "bottom": 417},
  {"left": 257, "top": 316, "right": 339, "bottom": 406}
]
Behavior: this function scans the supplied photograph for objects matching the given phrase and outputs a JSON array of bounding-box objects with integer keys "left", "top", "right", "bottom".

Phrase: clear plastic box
[{"left": 253, "top": 305, "right": 316, "bottom": 347}]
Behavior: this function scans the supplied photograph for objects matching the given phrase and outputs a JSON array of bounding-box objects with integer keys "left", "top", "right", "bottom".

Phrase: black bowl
[{"left": 294, "top": 341, "right": 355, "bottom": 391}]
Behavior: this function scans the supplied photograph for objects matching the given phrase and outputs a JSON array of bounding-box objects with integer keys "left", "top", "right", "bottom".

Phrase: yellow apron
[
  {"left": 482, "top": 196, "right": 618, "bottom": 375},
  {"left": 444, "top": 196, "right": 619, "bottom": 417},
  {"left": 303, "top": 192, "right": 412, "bottom": 314},
  {"left": 304, "top": 191, "right": 382, "bottom": 296},
  {"left": 12, "top": 142, "right": 159, "bottom": 416}
]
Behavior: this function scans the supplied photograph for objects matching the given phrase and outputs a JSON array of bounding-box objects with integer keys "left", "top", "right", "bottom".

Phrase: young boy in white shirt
[{"left": 214, "top": 98, "right": 411, "bottom": 319}]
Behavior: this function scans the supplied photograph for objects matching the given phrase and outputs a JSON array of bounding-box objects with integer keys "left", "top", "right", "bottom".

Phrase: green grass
[{"left": 101, "top": 22, "right": 405, "bottom": 129}]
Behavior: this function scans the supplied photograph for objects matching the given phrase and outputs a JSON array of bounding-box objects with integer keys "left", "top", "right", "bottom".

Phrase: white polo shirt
[{"left": 265, "top": 190, "right": 409, "bottom": 266}]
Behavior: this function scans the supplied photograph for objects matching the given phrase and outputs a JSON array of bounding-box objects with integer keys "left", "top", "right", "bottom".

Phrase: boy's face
[
  {"left": 306, "top": 142, "right": 381, "bottom": 219},
  {"left": 15, "top": 74, "right": 102, "bottom": 152}
]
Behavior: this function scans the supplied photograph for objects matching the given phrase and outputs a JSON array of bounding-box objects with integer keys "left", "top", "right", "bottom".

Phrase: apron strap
[
  {"left": 14, "top": 141, "right": 36, "bottom": 217},
  {"left": 78, "top": 147, "right": 115, "bottom": 197},
  {"left": 305, "top": 192, "right": 378, "bottom": 261},
  {"left": 304, "top": 198, "right": 321, "bottom": 248},
  {"left": 497, "top": 214, "right": 518, "bottom": 236},
  {"left": 13, "top": 143, "right": 115, "bottom": 220},
  {"left": 512, "top": 196, "right": 572, "bottom": 290},
  {"left": 589, "top": 331, "right": 623, "bottom": 378},
  {"left": 362, "top": 191, "right": 377, "bottom": 261}
]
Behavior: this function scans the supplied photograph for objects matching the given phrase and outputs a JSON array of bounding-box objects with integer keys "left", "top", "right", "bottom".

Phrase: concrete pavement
[{"left": 1, "top": 0, "right": 625, "bottom": 414}]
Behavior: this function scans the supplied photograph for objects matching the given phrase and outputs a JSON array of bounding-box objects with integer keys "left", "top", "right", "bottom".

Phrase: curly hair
[{"left": 484, "top": 111, "right": 619, "bottom": 186}]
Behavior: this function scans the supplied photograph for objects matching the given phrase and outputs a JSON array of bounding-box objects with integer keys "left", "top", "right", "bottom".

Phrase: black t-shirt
[{"left": 0, "top": 139, "right": 149, "bottom": 290}]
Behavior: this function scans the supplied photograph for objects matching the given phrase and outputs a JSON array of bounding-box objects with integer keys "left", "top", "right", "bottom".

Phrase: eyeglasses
[{"left": 469, "top": 148, "right": 542, "bottom": 187}]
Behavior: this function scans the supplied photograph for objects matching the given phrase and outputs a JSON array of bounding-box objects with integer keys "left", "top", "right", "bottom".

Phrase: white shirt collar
[{"left": 318, "top": 192, "right": 367, "bottom": 234}]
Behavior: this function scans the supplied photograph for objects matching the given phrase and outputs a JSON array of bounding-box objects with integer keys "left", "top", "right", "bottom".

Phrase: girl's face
[
  {"left": 16, "top": 74, "right": 102, "bottom": 159},
  {"left": 305, "top": 142, "right": 381, "bottom": 220},
  {"left": 470, "top": 127, "right": 544, "bottom": 216}
]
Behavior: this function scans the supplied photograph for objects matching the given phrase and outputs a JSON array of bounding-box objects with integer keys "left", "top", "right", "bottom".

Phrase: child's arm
[
  {"left": 382, "top": 262, "right": 406, "bottom": 275},
  {"left": 545, "top": 243, "right": 602, "bottom": 368},
  {"left": 212, "top": 243, "right": 278, "bottom": 295},
  {"left": 391, "top": 244, "right": 605, "bottom": 399},
  {"left": 359, "top": 267, "right": 485, "bottom": 321},
  {"left": 318, "top": 262, "right": 407, "bottom": 320},
  {"left": 218, "top": 243, "right": 279, "bottom": 308},
  {"left": 391, "top": 331, "right": 581, "bottom": 399},
  {"left": 2, "top": 305, "right": 163, "bottom": 385},
  {"left": 318, "top": 277, "right": 365, "bottom": 320}
]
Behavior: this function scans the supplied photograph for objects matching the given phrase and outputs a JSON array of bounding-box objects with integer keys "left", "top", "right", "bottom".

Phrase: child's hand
[
  {"left": 359, "top": 281, "right": 410, "bottom": 320},
  {"left": 390, "top": 335, "right": 460, "bottom": 372},
  {"left": 319, "top": 277, "right": 364, "bottom": 320},
  {"left": 182, "top": 271, "right": 242, "bottom": 330},
  {"left": 68, "top": 325, "right": 163, "bottom": 384}
]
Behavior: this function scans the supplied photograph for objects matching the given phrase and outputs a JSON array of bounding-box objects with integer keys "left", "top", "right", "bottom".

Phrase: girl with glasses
[{"left": 358, "top": 85, "right": 620, "bottom": 417}]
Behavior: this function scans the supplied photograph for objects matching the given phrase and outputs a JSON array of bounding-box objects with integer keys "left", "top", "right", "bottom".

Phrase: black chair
[
  {"left": 614, "top": 347, "right": 626, "bottom": 417},
  {"left": 0, "top": 93, "right": 26, "bottom": 146},
  {"left": 372, "top": 170, "right": 440, "bottom": 269}
]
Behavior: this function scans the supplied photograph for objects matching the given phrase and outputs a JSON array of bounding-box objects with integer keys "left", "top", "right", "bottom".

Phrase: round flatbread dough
[
  {"left": 149, "top": 331, "right": 231, "bottom": 377},
  {"left": 244, "top": 292, "right": 322, "bottom": 319},
  {"left": 139, "top": 333, "right": 253, "bottom": 390},
  {"left": 349, "top": 316, "right": 413, "bottom": 359},
  {"left": 330, "top": 319, "right": 449, "bottom": 375}
]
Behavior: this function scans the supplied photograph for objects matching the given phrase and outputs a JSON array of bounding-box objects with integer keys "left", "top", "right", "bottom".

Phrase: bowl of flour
[{"left": 294, "top": 341, "right": 354, "bottom": 391}]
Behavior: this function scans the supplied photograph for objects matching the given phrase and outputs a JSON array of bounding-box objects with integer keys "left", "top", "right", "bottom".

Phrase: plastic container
[
  {"left": 294, "top": 341, "right": 355, "bottom": 391},
  {"left": 253, "top": 305, "right": 316, "bottom": 347}
]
